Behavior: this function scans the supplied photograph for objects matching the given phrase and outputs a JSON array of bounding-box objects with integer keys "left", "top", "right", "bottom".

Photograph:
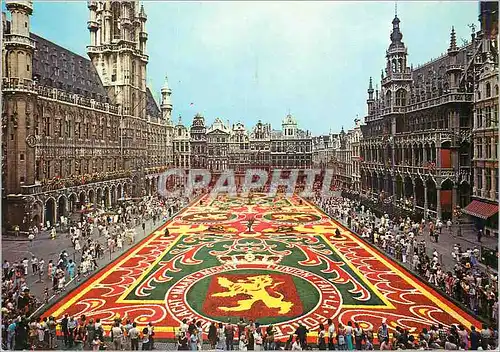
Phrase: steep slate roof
[
  {"left": 146, "top": 87, "right": 161, "bottom": 119},
  {"left": 270, "top": 130, "right": 283, "bottom": 139},
  {"left": 30, "top": 33, "right": 108, "bottom": 102},
  {"left": 4, "top": 18, "right": 162, "bottom": 110},
  {"left": 409, "top": 43, "right": 472, "bottom": 102}
]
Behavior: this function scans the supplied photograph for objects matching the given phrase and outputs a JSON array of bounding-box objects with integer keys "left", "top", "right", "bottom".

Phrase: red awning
[{"left": 462, "top": 200, "right": 499, "bottom": 220}]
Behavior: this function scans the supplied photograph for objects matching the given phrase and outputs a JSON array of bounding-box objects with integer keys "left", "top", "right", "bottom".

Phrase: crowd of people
[
  {"left": 2, "top": 185, "right": 498, "bottom": 350},
  {"left": 2, "top": 313, "right": 499, "bottom": 350},
  {"left": 0, "top": 193, "right": 190, "bottom": 351},
  {"left": 175, "top": 317, "right": 499, "bottom": 351},
  {"left": 315, "top": 195, "right": 499, "bottom": 326}
]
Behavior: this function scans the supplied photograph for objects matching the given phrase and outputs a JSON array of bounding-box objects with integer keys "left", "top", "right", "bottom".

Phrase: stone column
[
  {"left": 473, "top": 167, "right": 478, "bottom": 195},
  {"left": 491, "top": 168, "right": 497, "bottom": 199},
  {"left": 391, "top": 144, "right": 396, "bottom": 166},
  {"left": 491, "top": 136, "right": 496, "bottom": 160},
  {"left": 436, "top": 185, "right": 442, "bottom": 220},
  {"left": 412, "top": 179, "right": 417, "bottom": 210},
  {"left": 411, "top": 146, "right": 415, "bottom": 166},
  {"left": 53, "top": 203, "right": 58, "bottom": 227},
  {"left": 424, "top": 184, "right": 428, "bottom": 218},
  {"left": 436, "top": 145, "right": 441, "bottom": 168},
  {"left": 482, "top": 168, "right": 487, "bottom": 197},
  {"left": 452, "top": 184, "right": 458, "bottom": 216}
]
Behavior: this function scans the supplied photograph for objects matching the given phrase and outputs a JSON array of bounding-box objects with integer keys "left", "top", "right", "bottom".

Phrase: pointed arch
[
  {"left": 57, "top": 194, "right": 67, "bottom": 219},
  {"left": 45, "top": 197, "right": 56, "bottom": 227},
  {"left": 486, "top": 82, "right": 491, "bottom": 97},
  {"left": 385, "top": 90, "right": 392, "bottom": 107},
  {"left": 395, "top": 89, "right": 407, "bottom": 106}
]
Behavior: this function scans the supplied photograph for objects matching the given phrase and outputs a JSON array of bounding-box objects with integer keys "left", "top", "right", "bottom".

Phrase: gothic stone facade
[
  {"left": 171, "top": 114, "right": 312, "bottom": 182},
  {"left": 2, "top": 0, "right": 174, "bottom": 231},
  {"left": 359, "top": 10, "right": 498, "bottom": 221},
  {"left": 468, "top": 1, "right": 499, "bottom": 235}
]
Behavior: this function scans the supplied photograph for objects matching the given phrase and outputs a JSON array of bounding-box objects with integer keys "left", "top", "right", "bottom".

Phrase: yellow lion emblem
[{"left": 211, "top": 275, "right": 293, "bottom": 314}]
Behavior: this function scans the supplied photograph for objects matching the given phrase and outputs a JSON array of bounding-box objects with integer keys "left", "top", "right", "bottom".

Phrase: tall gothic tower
[
  {"left": 87, "top": 0, "right": 148, "bottom": 119},
  {"left": 380, "top": 11, "right": 412, "bottom": 138},
  {"left": 161, "top": 76, "right": 174, "bottom": 165},
  {"left": 160, "top": 76, "right": 173, "bottom": 125},
  {"left": 3, "top": 0, "right": 37, "bottom": 195},
  {"left": 381, "top": 12, "right": 412, "bottom": 110}
]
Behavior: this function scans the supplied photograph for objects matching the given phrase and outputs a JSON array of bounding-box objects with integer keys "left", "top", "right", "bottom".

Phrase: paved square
[{"left": 44, "top": 194, "right": 481, "bottom": 339}]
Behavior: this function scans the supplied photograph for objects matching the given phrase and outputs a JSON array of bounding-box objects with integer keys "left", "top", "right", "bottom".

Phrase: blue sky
[{"left": 18, "top": 1, "right": 478, "bottom": 135}]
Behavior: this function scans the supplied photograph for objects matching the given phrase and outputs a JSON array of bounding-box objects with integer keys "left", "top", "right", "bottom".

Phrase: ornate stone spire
[
  {"left": 448, "top": 26, "right": 458, "bottom": 55},
  {"left": 368, "top": 77, "right": 374, "bottom": 100}
]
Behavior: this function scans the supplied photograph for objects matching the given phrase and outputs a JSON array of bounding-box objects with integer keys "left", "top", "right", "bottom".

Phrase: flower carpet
[{"left": 44, "top": 194, "right": 481, "bottom": 339}]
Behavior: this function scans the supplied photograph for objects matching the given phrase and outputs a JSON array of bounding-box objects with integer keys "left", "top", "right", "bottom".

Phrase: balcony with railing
[
  {"left": 39, "top": 172, "right": 131, "bottom": 192},
  {"left": 381, "top": 72, "right": 412, "bottom": 85},
  {"left": 87, "top": 44, "right": 149, "bottom": 61},
  {"left": 406, "top": 92, "right": 473, "bottom": 113},
  {"left": 446, "top": 64, "right": 464, "bottom": 72},
  {"left": 5, "top": 0, "right": 33, "bottom": 10},
  {"left": 4, "top": 34, "right": 36, "bottom": 48},
  {"left": 2, "top": 78, "right": 120, "bottom": 115}
]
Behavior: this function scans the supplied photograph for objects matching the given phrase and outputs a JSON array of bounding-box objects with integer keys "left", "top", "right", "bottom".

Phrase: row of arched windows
[{"left": 384, "top": 89, "right": 408, "bottom": 107}]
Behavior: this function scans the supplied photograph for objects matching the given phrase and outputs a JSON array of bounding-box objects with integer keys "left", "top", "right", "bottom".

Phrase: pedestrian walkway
[
  {"left": 332, "top": 192, "right": 498, "bottom": 273},
  {"left": 2, "top": 216, "right": 168, "bottom": 315},
  {"left": 335, "top": 207, "right": 497, "bottom": 275}
]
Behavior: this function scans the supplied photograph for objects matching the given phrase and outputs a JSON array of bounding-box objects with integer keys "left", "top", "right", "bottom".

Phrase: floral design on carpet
[{"left": 44, "top": 194, "right": 481, "bottom": 339}]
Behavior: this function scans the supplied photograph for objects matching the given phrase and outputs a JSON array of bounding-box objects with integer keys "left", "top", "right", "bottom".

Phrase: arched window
[
  {"left": 131, "top": 92, "right": 136, "bottom": 116},
  {"left": 395, "top": 89, "right": 407, "bottom": 106},
  {"left": 131, "top": 61, "right": 135, "bottom": 86},
  {"left": 112, "top": 2, "right": 121, "bottom": 39},
  {"left": 486, "top": 82, "right": 491, "bottom": 97},
  {"left": 495, "top": 84, "right": 499, "bottom": 96},
  {"left": 385, "top": 91, "right": 392, "bottom": 107}
]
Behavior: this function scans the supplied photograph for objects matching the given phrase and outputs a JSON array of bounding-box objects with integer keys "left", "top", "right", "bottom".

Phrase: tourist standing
[
  {"left": 327, "top": 319, "right": 336, "bottom": 350},
  {"left": 129, "top": 323, "right": 140, "bottom": 351},
  {"left": 190, "top": 328, "right": 198, "bottom": 351},
  {"left": 208, "top": 322, "right": 217, "bottom": 349},
  {"left": 216, "top": 322, "right": 226, "bottom": 350},
  {"left": 225, "top": 320, "right": 235, "bottom": 350},
  {"left": 111, "top": 322, "right": 123, "bottom": 350},
  {"left": 354, "top": 322, "right": 364, "bottom": 350},
  {"left": 317, "top": 324, "right": 326, "bottom": 350}
]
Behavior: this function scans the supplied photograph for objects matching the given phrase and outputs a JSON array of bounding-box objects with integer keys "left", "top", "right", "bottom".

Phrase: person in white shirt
[
  {"left": 179, "top": 319, "right": 189, "bottom": 334},
  {"left": 239, "top": 334, "right": 248, "bottom": 351},
  {"left": 291, "top": 337, "right": 302, "bottom": 351},
  {"left": 31, "top": 256, "right": 38, "bottom": 276},
  {"left": 327, "top": 319, "right": 336, "bottom": 350},
  {"left": 38, "top": 259, "right": 45, "bottom": 278},
  {"left": 128, "top": 323, "right": 140, "bottom": 350},
  {"left": 22, "top": 258, "right": 29, "bottom": 276},
  {"left": 111, "top": 322, "right": 123, "bottom": 350}
]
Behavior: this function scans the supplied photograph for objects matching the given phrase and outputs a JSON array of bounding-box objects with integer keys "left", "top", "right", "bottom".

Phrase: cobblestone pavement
[{"left": 2, "top": 216, "right": 168, "bottom": 314}]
